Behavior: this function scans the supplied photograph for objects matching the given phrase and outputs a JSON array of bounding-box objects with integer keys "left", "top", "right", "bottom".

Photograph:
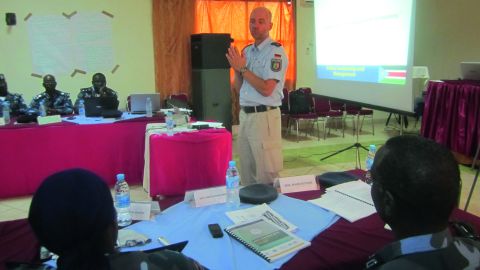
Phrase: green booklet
[{"left": 224, "top": 218, "right": 310, "bottom": 262}]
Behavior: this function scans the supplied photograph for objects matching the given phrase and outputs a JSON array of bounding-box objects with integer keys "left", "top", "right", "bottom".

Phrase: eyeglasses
[{"left": 117, "top": 238, "right": 152, "bottom": 248}]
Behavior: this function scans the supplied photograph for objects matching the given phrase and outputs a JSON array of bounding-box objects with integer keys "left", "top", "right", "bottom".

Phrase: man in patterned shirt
[
  {"left": 29, "top": 169, "right": 205, "bottom": 270},
  {"left": 0, "top": 74, "right": 28, "bottom": 117},
  {"left": 30, "top": 75, "right": 73, "bottom": 116},
  {"left": 74, "top": 73, "right": 118, "bottom": 112},
  {"left": 366, "top": 135, "right": 480, "bottom": 269}
]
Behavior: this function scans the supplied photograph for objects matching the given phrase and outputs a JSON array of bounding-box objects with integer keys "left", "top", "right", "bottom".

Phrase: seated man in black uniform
[
  {"left": 30, "top": 75, "right": 73, "bottom": 115},
  {"left": 0, "top": 74, "right": 28, "bottom": 116},
  {"left": 74, "top": 73, "right": 118, "bottom": 112},
  {"left": 28, "top": 168, "right": 205, "bottom": 270},
  {"left": 366, "top": 135, "right": 480, "bottom": 269}
]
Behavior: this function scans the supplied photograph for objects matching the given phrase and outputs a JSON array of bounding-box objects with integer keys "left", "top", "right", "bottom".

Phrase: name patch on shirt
[{"left": 271, "top": 54, "right": 282, "bottom": 72}]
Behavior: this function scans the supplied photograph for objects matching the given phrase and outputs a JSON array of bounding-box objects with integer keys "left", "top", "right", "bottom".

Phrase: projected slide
[{"left": 314, "top": 0, "right": 414, "bottom": 85}]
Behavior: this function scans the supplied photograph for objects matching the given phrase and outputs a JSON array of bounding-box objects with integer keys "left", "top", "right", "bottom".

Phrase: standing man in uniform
[
  {"left": 226, "top": 7, "right": 288, "bottom": 185},
  {"left": 30, "top": 74, "right": 73, "bottom": 115}
]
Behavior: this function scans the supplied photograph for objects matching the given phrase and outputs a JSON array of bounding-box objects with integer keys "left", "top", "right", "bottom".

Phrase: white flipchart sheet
[{"left": 27, "top": 12, "right": 114, "bottom": 75}]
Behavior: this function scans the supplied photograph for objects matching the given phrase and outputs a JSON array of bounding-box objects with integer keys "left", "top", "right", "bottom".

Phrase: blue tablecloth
[{"left": 123, "top": 194, "right": 339, "bottom": 270}]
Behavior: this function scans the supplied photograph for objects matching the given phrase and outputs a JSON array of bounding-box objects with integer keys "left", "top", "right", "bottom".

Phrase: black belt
[{"left": 242, "top": 105, "right": 278, "bottom": 114}]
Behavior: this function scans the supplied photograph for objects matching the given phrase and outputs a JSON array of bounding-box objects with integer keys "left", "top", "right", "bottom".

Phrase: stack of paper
[
  {"left": 226, "top": 203, "right": 297, "bottom": 232},
  {"left": 309, "top": 180, "right": 376, "bottom": 222}
]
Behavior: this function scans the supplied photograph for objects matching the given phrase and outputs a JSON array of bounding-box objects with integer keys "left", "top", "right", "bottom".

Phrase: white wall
[{"left": 0, "top": 0, "right": 155, "bottom": 109}]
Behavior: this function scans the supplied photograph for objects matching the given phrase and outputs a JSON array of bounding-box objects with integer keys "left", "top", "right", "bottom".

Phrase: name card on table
[
  {"left": 129, "top": 201, "right": 157, "bottom": 221},
  {"left": 278, "top": 175, "right": 318, "bottom": 194},
  {"left": 37, "top": 115, "right": 62, "bottom": 125},
  {"left": 184, "top": 186, "right": 226, "bottom": 207}
]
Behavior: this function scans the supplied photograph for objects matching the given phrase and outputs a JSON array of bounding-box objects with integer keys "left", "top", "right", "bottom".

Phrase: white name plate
[
  {"left": 129, "top": 201, "right": 154, "bottom": 221},
  {"left": 0, "top": 118, "right": 5, "bottom": 126},
  {"left": 279, "top": 175, "right": 318, "bottom": 193},
  {"left": 184, "top": 186, "right": 226, "bottom": 207},
  {"left": 37, "top": 115, "right": 62, "bottom": 125}
]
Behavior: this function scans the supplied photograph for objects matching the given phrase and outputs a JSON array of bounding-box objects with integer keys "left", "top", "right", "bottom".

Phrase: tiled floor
[{"left": 0, "top": 114, "right": 478, "bottom": 222}]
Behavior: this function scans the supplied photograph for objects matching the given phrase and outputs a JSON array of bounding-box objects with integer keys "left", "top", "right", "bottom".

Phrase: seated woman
[{"left": 28, "top": 168, "right": 204, "bottom": 270}]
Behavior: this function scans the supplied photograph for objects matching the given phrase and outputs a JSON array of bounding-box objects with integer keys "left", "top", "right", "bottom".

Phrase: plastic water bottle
[
  {"left": 114, "top": 173, "right": 132, "bottom": 226},
  {"left": 39, "top": 100, "right": 47, "bottom": 117},
  {"left": 226, "top": 160, "right": 240, "bottom": 208},
  {"left": 78, "top": 99, "right": 86, "bottom": 118},
  {"left": 146, "top": 97, "right": 153, "bottom": 117},
  {"left": 365, "top": 144, "right": 376, "bottom": 185},
  {"left": 2, "top": 101, "right": 10, "bottom": 124},
  {"left": 165, "top": 111, "right": 174, "bottom": 136}
]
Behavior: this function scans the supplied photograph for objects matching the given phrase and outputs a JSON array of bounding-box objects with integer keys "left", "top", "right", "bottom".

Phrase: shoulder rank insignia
[
  {"left": 271, "top": 54, "right": 282, "bottom": 72},
  {"left": 271, "top": 42, "right": 282, "bottom": 47}
]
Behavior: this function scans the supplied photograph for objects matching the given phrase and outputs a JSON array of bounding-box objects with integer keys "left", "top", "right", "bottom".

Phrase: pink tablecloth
[
  {"left": 421, "top": 80, "right": 480, "bottom": 157},
  {"left": 149, "top": 129, "right": 232, "bottom": 196},
  {"left": 0, "top": 119, "right": 157, "bottom": 199}
]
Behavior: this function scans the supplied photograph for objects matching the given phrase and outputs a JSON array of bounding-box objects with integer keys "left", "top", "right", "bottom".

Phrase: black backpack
[{"left": 289, "top": 88, "right": 311, "bottom": 114}]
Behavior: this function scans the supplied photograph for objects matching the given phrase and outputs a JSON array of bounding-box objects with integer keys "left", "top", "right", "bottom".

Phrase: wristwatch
[{"left": 239, "top": 66, "right": 248, "bottom": 75}]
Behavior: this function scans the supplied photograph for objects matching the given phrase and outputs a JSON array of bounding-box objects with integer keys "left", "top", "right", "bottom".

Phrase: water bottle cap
[
  {"left": 116, "top": 173, "right": 125, "bottom": 181},
  {"left": 229, "top": 160, "right": 236, "bottom": 167},
  {"left": 369, "top": 144, "right": 376, "bottom": 151}
]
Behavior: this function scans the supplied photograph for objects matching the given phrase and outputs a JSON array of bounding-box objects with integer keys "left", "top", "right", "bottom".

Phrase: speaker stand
[
  {"left": 321, "top": 114, "right": 368, "bottom": 169},
  {"left": 464, "top": 165, "right": 479, "bottom": 211}
]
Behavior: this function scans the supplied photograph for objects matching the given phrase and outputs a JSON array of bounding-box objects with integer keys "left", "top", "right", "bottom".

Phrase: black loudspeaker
[
  {"left": 5, "top": 13, "right": 16, "bottom": 26},
  {"left": 192, "top": 69, "right": 232, "bottom": 131},
  {"left": 191, "top": 33, "right": 232, "bottom": 69}
]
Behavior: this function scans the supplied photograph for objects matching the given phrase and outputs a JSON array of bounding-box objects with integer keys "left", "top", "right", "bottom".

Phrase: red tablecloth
[
  {"left": 149, "top": 129, "right": 232, "bottom": 196},
  {"left": 0, "top": 219, "right": 39, "bottom": 270},
  {"left": 0, "top": 119, "right": 159, "bottom": 199},
  {"left": 421, "top": 80, "right": 480, "bottom": 157}
]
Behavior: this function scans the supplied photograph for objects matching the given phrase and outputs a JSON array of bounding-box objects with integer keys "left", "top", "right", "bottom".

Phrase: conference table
[
  {"left": 143, "top": 126, "right": 232, "bottom": 197},
  {"left": 1, "top": 170, "right": 479, "bottom": 270},
  {"left": 143, "top": 170, "right": 480, "bottom": 270},
  {"left": 421, "top": 80, "right": 480, "bottom": 159},
  {"left": 0, "top": 117, "right": 159, "bottom": 199},
  {"left": 0, "top": 116, "right": 232, "bottom": 200}
]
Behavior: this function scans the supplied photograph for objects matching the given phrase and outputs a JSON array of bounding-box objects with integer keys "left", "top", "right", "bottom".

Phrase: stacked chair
[
  {"left": 344, "top": 104, "right": 374, "bottom": 135},
  {"left": 286, "top": 88, "right": 317, "bottom": 142},
  {"left": 313, "top": 96, "right": 344, "bottom": 140}
]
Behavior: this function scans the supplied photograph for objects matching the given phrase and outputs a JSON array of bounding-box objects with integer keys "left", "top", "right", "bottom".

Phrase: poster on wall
[{"left": 27, "top": 12, "right": 114, "bottom": 76}]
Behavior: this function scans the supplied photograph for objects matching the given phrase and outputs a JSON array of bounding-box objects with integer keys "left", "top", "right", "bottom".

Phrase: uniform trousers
[{"left": 238, "top": 107, "right": 283, "bottom": 185}]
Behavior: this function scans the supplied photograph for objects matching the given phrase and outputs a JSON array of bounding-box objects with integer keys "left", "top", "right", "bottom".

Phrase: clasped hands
[{"left": 225, "top": 45, "right": 246, "bottom": 72}]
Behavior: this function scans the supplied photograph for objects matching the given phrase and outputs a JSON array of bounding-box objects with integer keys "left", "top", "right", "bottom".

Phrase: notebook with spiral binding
[{"left": 224, "top": 218, "right": 310, "bottom": 262}]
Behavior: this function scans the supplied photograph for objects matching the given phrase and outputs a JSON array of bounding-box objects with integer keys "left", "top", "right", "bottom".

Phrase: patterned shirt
[
  {"left": 30, "top": 90, "right": 73, "bottom": 115},
  {"left": 239, "top": 36, "right": 288, "bottom": 107},
  {"left": 74, "top": 86, "right": 118, "bottom": 110},
  {"left": 0, "top": 92, "right": 28, "bottom": 116},
  {"left": 366, "top": 229, "right": 480, "bottom": 269},
  {"left": 109, "top": 250, "right": 205, "bottom": 270}
]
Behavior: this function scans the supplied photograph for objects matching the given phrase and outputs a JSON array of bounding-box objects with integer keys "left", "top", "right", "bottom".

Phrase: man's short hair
[
  {"left": 28, "top": 169, "right": 116, "bottom": 257},
  {"left": 371, "top": 135, "right": 460, "bottom": 225}
]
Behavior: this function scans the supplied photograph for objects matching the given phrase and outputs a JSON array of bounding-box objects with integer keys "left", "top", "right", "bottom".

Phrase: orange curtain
[
  {"left": 194, "top": 0, "right": 295, "bottom": 90},
  {"left": 194, "top": 0, "right": 295, "bottom": 124},
  {"left": 152, "top": 0, "right": 195, "bottom": 101}
]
